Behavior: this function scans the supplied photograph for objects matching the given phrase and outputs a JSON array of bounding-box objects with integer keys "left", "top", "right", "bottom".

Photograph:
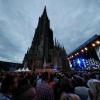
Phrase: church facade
[{"left": 23, "top": 7, "right": 70, "bottom": 72}]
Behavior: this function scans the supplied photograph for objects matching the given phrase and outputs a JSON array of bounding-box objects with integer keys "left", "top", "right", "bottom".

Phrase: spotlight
[
  {"left": 92, "top": 43, "right": 96, "bottom": 47},
  {"left": 85, "top": 47, "right": 88, "bottom": 51},
  {"left": 77, "top": 52, "right": 79, "bottom": 55},
  {"left": 96, "top": 41, "right": 100, "bottom": 44},
  {"left": 75, "top": 54, "right": 77, "bottom": 56},
  {"left": 71, "top": 55, "right": 73, "bottom": 58},
  {"left": 81, "top": 49, "right": 84, "bottom": 52},
  {"left": 77, "top": 59, "right": 81, "bottom": 66}
]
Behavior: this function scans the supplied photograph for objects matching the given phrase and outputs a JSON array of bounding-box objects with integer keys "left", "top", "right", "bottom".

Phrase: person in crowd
[
  {"left": 87, "top": 76, "right": 100, "bottom": 100},
  {"left": 13, "top": 84, "right": 36, "bottom": 100},
  {"left": 0, "top": 75, "right": 18, "bottom": 100},
  {"left": 74, "top": 77, "right": 89, "bottom": 100},
  {"left": 54, "top": 76, "right": 62, "bottom": 100},
  {"left": 48, "top": 74, "right": 56, "bottom": 89},
  {"left": 36, "top": 73, "right": 42, "bottom": 85},
  {"left": 36, "top": 72, "right": 55, "bottom": 100},
  {"left": 60, "top": 77, "right": 80, "bottom": 100},
  {"left": 13, "top": 74, "right": 37, "bottom": 100},
  {"left": 29, "top": 75, "right": 37, "bottom": 87}
]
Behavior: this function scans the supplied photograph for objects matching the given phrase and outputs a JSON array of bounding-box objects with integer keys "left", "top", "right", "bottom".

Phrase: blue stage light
[
  {"left": 72, "top": 57, "right": 88, "bottom": 70},
  {"left": 77, "top": 59, "right": 81, "bottom": 65},
  {"left": 82, "top": 59, "right": 85, "bottom": 62}
]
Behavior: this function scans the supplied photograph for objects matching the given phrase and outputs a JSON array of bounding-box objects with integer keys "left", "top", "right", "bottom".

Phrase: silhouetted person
[
  {"left": 0, "top": 75, "right": 18, "bottom": 100},
  {"left": 13, "top": 84, "right": 36, "bottom": 100},
  {"left": 60, "top": 77, "right": 80, "bottom": 100},
  {"left": 36, "top": 72, "right": 55, "bottom": 100}
]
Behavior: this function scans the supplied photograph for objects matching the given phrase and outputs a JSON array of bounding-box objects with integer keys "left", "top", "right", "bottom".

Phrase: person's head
[
  {"left": 42, "top": 72, "right": 49, "bottom": 81},
  {"left": 77, "top": 78, "right": 86, "bottom": 86},
  {"left": 13, "top": 85, "right": 36, "bottom": 100},
  {"left": 1, "top": 75, "right": 18, "bottom": 94},
  {"left": 87, "top": 79, "right": 100, "bottom": 99},
  {"left": 48, "top": 74, "right": 56, "bottom": 88},
  {"left": 60, "top": 77, "right": 72, "bottom": 93},
  {"left": 29, "top": 76, "right": 36, "bottom": 87},
  {"left": 18, "top": 77, "right": 29, "bottom": 86},
  {"left": 89, "top": 73, "right": 96, "bottom": 79}
]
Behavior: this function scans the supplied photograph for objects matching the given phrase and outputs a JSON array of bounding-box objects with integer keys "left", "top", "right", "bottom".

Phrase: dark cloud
[{"left": 0, "top": 0, "right": 100, "bottom": 62}]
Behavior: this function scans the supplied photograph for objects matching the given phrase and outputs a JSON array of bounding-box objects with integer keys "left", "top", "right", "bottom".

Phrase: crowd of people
[{"left": 0, "top": 70, "right": 100, "bottom": 100}]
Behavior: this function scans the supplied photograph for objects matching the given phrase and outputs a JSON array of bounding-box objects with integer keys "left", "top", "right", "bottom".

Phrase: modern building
[
  {"left": 23, "top": 7, "right": 70, "bottom": 72},
  {"left": 67, "top": 35, "right": 100, "bottom": 70}
]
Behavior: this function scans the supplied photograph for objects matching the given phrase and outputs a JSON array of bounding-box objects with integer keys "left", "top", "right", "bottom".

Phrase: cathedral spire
[
  {"left": 42, "top": 6, "right": 48, "bottom": 18},
  {"left": 43, "top": 6, "right": 47, "bottom": 14}
]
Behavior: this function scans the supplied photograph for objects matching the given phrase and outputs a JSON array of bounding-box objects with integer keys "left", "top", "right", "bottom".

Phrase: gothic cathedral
[{"left": 23, "top": 7, "right": 70, "bottom": 72}]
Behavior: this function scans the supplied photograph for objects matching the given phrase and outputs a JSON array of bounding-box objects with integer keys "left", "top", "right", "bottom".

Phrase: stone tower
[
  {"left": 23, "top": 7, "right": 70, "bottom": 71},
  {"left": 23, "top": 7, "right": 54, "bottom": 70}
]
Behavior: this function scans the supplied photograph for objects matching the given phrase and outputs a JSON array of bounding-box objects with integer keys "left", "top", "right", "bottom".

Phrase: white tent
[
  {"left": 15, "top": 67, "right": 31, "bottom": 72},
  {"left": 21, "top": 67, "right": 31, "bottom": 72},
  {"left": 25, "top": 68, "right": 31, "bottom": 72},
  {"left": 15, "top": 68, "right": 22, "bottom": 72},
  {"left": 22, "top": 68, "right": 26, "bottom": 72}
]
